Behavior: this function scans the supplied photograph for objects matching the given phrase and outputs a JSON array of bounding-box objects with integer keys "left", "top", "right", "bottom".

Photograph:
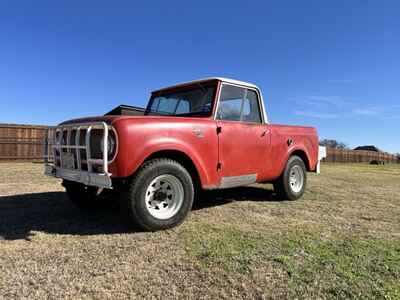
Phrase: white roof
[{"left": 153, "top": 77, "right": 259, "bottom": 92}]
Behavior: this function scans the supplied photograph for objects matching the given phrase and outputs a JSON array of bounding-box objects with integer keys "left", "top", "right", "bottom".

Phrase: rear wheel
[
  {"left": 63, "top": 180, "right": 101, "bottom": 208},
  {"left": 274, "top": 155, "right": 307, "bottom": 200},
  {"left": 120, "top": 158, "right": 194, "bottom": 231}
]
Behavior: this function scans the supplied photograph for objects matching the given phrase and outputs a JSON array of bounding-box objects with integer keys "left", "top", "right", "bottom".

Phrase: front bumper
[{"left": 45, "top": 165, "right": 112, "bottom": 188}]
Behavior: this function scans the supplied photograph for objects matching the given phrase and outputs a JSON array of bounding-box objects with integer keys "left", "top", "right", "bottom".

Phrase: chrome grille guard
[{"left": 44, "top": 122, "right": 114, "bottom": 188}]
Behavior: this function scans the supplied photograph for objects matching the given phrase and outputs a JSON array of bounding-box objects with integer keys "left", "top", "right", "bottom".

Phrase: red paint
[{"left": 61, "top": 79, "right": 319, "bottom": 189}]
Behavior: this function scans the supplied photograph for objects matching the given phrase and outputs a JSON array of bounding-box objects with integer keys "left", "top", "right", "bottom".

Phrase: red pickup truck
[{"left": 45, "top": 77, "right": 320, "bottom": 231}]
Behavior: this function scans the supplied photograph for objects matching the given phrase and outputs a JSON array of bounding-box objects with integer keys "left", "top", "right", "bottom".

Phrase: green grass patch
[
  {"left": 182, "top": 224, "right": 400, "bottom": 299},
  {"left": 182, "top": 225, "right": 269, "bottom": 273}
]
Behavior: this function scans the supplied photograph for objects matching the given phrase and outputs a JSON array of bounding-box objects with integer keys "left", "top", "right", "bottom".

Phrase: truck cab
[{"left": 45, "top": 77, "right": 320, "bottom": 231}]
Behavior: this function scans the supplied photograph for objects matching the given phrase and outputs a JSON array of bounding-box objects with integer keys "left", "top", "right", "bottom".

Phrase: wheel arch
[
  {"left": 289, "top": 149, "right": 311, "bottom": 171},
  {"left": 144, "top": 149, "right": 202, "bottom": 191}
]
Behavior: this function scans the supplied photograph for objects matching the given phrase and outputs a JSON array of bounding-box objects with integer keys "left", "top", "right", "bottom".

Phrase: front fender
[
  {"left": 128, "top": 137, "right": 211, "bottom": 185},
  {"left": 110, "top": 119, "right": 219, "bottom": 188}
]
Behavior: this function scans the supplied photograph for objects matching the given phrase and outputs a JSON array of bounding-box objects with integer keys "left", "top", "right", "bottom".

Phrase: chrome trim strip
[
  {"left": 220, "top": 174, "right": 257, "bottom": 189},
  {"left": 75, "top": 127, "right": 81, "bottom": 170},
  {"left": 66, "top": 128, "right": 71, "bottom": 153},
  {"left": 103, "top": 123, "right": 108, "bottom": 174},
  {"left": 58, "top": 145, "right": 86, "bottom": 149},
  {"left": 85, "top": 126, "right": 93, "bottom": 172}
]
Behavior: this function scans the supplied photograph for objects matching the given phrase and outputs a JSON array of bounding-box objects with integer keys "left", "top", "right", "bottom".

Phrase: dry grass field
[{"left": 0, "top": 162, "right": 399, "bottom": 299}]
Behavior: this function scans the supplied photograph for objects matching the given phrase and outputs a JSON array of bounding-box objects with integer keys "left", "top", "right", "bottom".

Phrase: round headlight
[{"left": 101, "top": 134, "right": 116, "bottom": 159}]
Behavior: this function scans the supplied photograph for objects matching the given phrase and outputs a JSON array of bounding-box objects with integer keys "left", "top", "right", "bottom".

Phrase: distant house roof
[
  {"left": 354, "top": 145, "right": 381, "bottom": 152},
  {"left": 105, "top": 104, "right": 145, "bottom": 116}
]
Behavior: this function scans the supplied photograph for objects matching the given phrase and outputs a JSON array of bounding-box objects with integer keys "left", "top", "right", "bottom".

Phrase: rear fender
[{"left": 278, "top": 145, "right": 314, "bottom": 176}]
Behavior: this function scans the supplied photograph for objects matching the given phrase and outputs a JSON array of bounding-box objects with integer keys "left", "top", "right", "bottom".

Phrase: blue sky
[{"left": 0, "top": 1, "right": 399, "bottom": 153}]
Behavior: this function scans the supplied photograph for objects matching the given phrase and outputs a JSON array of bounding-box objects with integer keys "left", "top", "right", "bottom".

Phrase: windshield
[{"left": 145, "top": 82, "right": 217, "bottom": 117}]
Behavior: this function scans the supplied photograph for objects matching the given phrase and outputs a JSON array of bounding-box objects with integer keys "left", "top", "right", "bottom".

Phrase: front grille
[{"left": 52, "top": 122, "right": 114, "bottom": 174}]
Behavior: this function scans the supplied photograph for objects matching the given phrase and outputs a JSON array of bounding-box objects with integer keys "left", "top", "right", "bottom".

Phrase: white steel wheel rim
[
  {"left": 145, "top": 174, "right": 184, "bottom": 220},
  {"left": 289, "top": 165, "right": 304, "bottom": 193}
]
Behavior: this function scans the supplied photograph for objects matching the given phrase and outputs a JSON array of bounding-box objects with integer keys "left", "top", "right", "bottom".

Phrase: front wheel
[
  {"left": 274, "top": 155, "right": 307, "bottom": 200},
  {"left": 120, "top": 158, "right": 194, "bottom": 231}
]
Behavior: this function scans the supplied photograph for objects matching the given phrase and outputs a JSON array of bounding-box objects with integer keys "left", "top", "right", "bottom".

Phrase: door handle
[{"left": 261, "top": 129, "right": 269, "bottom": 137}]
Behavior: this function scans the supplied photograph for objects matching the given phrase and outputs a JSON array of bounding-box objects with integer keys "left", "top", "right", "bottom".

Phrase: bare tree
[{"left": 319, "top": 139, "right": 348, "bottom": 149}]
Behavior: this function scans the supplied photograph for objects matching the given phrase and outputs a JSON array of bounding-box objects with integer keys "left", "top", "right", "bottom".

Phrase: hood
[
  {"left": 59, "top": 115, "right": 124, "bottom": 126},
  {"left": 58, "top": 114, "right": 210, "bottom": 126}
]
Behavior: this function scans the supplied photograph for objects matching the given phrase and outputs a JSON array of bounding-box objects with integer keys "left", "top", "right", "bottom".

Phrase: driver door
[{"left": 216, "top": 84, "right": 270, "bottom": 188}]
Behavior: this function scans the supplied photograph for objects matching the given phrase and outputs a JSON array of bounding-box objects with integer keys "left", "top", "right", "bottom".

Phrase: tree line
[{"left": 319, "top": 139, "right": 348, "bottom": 150}]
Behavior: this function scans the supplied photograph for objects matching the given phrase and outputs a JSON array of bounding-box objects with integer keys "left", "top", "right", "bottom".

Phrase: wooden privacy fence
[
  {"left": 323, "top": 148, "right": 398, "bottom": 164},
  {"left": 0, "top": 123, "right": 54, "bottom": 162},
  {"left": 0, "top": 123, "right": 399, "bottom": 164}
]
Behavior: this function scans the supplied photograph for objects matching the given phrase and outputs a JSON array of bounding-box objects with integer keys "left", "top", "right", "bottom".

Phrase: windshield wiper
[
  {"left": 144, "top": 108, "right": 173, "bottom": 116},
  {"left": 174, "top": 111, "right": 209, "bottom": 117}
]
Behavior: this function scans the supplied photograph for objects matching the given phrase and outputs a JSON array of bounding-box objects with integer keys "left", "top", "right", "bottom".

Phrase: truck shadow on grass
[
  {"left": 193, "top": 186, "right": 277, "bottom": 210},
  {"left": 0, "top": 186, "right": 277, "bottom": 240}
]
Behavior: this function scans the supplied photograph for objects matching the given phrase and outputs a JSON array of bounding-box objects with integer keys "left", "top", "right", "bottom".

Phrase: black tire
[
  {"left": 120, "top": 158, "right": 194, "bottom": 231},
  {"left": 274, "top": 155, "right": 307, "bottom": 201},
  {"left": 63, "top": 180, "right": 101, "bottom": 209}
]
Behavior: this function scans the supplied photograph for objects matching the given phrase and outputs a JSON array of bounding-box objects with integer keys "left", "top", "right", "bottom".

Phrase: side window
[
  {"left": 217, "top": 85, "right": 244, "bottom": 121},
  {"left": 242, "top": 90, "right": 262, "bottom": 123},
  {"left": 217, "top": 85, "right": 262, "bottom": 123}
]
